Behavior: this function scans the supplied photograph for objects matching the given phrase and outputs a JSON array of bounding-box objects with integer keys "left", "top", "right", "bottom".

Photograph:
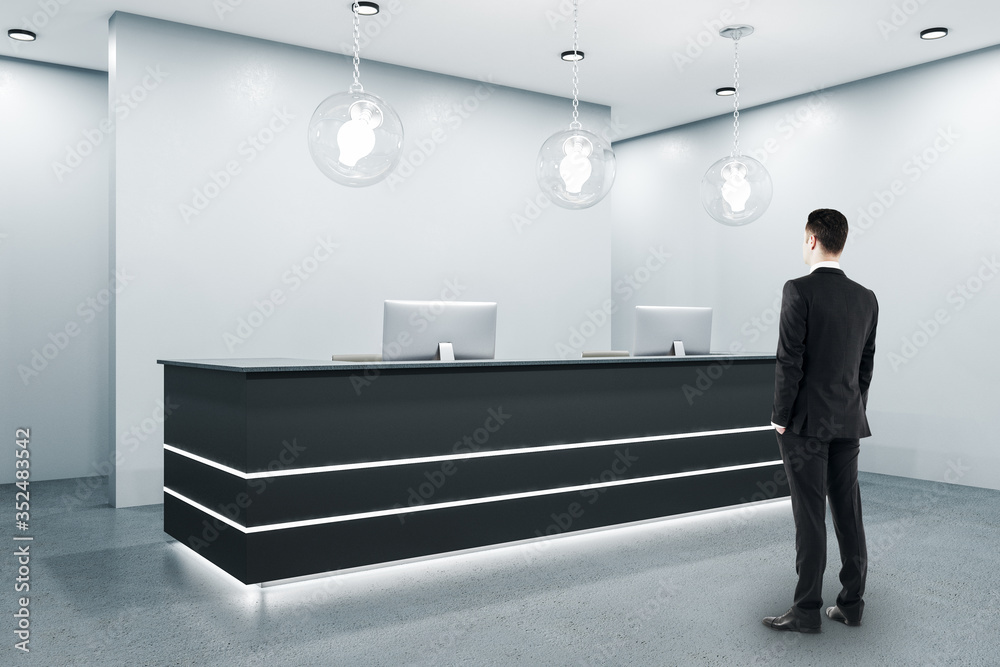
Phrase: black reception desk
[{"left": 159, "top": 355, "right": 787, "bottom": 584}]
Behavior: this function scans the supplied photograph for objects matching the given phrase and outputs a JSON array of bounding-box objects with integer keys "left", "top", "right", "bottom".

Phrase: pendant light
[
  {"left": 536, "top": 0, "right": 615, "bottom": 210},
  {"left": 701, "top": 25, "right": 772, "bottom": 226},
  {"left": 307, "top": 2, "right": 404, "bottom": 187}
]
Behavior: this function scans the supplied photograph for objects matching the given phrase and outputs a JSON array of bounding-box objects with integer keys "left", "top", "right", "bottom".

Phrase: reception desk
[{"left": 159, "top": 355, "right": 786, "bottom": 584}]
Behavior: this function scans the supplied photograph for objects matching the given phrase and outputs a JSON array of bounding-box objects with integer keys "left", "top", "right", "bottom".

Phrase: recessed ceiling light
[
  {"left": 351, "top": 1, "right": 379, "bottom": 15},
  {"left": 560, "top": 50, "right": 585, "bottom": 62},
  {"left": 920, "top": 27, "right": 948, "bottom": 40},
  {"left": 716, "top": 87, "right": 736, "bottom": 96},
  {"left": 8, "top": 29, "right": 36, "bottom": 42}
]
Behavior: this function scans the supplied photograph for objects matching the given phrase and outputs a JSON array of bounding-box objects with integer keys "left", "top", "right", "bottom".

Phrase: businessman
[{"left": 763, "top": 208, "right": 878, "bottom": 634}]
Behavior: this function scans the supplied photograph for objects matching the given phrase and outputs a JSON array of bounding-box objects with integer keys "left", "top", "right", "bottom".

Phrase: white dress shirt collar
[{"left": 809, "top": 260, "right": 841, "bottom": 274}]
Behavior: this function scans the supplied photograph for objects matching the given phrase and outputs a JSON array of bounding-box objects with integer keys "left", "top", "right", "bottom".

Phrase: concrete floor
[{"left": 2, "top": 472, "right": 998, "bottom": 666}]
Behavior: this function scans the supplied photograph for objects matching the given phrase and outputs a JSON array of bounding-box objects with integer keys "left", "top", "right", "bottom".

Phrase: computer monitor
[
  {"left": 632, "top": 306, "right": 713, "bottom": 356},
  {"left": 382, "top": 300, "right": 497, "bottom": 361}
]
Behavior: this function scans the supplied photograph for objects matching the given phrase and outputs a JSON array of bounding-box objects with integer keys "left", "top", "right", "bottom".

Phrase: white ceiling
[{"left": 4, "top": 0, "right": 1000, "bottom": 140}]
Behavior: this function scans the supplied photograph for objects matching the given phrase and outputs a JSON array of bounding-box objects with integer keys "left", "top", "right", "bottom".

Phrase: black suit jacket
[{"left": 772, "top": 267, "right": 878, "bottom": 440}]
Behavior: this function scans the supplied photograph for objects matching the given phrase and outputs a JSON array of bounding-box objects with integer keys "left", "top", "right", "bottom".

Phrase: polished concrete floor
[{"left": 2, "top": 471, "right": 998, "bottom": 666}]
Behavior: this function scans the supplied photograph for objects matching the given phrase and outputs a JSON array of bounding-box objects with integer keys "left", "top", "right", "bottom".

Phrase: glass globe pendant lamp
[
  {"left": 701, "top": 25, "right": 772, "bottom": 226},
  {"left": 307, "top": 2, "right": 403, "bottom": 187},
  {"left": 537, "top": 0, "right": 615, "bottom": 210}
]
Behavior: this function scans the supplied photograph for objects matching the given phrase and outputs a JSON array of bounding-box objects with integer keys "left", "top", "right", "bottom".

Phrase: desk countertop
[{"left": 157, "top": 354, "right": 775, "bottom": 373}]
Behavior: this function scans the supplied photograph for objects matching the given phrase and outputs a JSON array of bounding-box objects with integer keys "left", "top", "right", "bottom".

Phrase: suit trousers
[{"left": 777, "top": 430, "right": 868, "bottom": 624}]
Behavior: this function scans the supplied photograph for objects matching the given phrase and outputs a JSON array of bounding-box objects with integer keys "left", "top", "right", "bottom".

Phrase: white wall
[
  {"left": 10, "top": 14, "right": 997, "bottom": 501},
  {"left": 0, "top": 56, "right": 110, "bottom": 485},
  {"left": 109, "top": 13, "right": 614, "bottom": 507},
  {"left": 612, "top": 46, "right": 1000, "bottom": 491}
]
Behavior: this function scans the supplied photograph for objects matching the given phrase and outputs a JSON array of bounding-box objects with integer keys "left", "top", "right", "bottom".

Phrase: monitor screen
[
  {"left": 632, "top": 306, "right": 713, "bottom": 356},
  {"left": 382, "top": 300, "right": 498, "bottom": 361}
]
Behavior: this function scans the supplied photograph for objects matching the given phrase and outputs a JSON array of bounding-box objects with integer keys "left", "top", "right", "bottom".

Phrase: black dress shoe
[
  {"left": 762, "top": 609, "right": 821, "bottom": 634},
  {"left": 826, "top": 605, "right": 862, "bottom": 626}
]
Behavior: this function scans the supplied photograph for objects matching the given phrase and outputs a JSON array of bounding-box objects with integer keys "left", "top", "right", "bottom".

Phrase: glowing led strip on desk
[
  {"left": 163, "top": 457, "right": 782, "bottom": 534},
  {"left": 163, "top": 425, "right": 775, "bottom": 480}
]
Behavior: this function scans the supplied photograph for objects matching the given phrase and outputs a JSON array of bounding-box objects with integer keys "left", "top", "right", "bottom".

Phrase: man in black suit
[{"left": 763, "top": 208, "right": 878, "bottom": 634}]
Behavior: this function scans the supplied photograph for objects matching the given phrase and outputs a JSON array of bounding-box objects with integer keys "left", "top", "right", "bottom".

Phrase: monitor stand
[
  {"left": 435, "top": 342, "right": 456, "bottom": 361},
  {"left": 670, "top": 340, "right": 686, "bottom": 357}
]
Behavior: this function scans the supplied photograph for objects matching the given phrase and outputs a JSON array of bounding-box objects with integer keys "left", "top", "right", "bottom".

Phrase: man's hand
[{"left": 775, "top": 426, "right": 786, "bottom": 435}]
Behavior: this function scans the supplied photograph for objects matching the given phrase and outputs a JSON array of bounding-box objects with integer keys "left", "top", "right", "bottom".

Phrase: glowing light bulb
[
  {"left": 720, "top": 159, "right": 752, "bottom": 213},
  {"left": 537, "top": 128, "right": 615, "bottom": 209},
  {"left": 559, "top": 135, "right": 594, "bottom": 194},
  {"left": 700, "top": 154, "right": 772, "bottom": 225},
  {"left": 307, "top": 90, "right": 403, "bottom": 186},
  {"left": 336, "top": 101, "right": 383, "bottom": 167}
]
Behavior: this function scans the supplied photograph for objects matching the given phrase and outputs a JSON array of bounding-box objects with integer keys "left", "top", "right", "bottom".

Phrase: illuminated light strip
[
  {"left": 257, "top": 495, "right": 792, "bottom": 589},
  {"left": 164, "top": 425, "right": 775, "bottom": 480},
  {"left": 163, "top": 458, "right": 782, "bottom": 535},
  {"left": 164, "top": 487, "right": 246, "bottom": 532},
  {"left": 164, "top": 444, "right": 246, "bottom": 478}
]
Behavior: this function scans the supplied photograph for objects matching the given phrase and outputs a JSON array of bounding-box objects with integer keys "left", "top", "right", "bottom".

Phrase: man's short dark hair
[{"left": 805, "top": 209, "right": 848, "bottom": 254}]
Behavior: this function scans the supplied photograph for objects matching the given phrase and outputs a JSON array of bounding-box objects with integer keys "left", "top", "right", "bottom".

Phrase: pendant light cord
[
  {"left": 351, "top": 2, "right": 363, "bottom": 93},
  {"left": 731, "top": 35, "right": 740, "bottom": 157},
  {"left": 570, "top": 0, "right": 581, "bottom": 130}
]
